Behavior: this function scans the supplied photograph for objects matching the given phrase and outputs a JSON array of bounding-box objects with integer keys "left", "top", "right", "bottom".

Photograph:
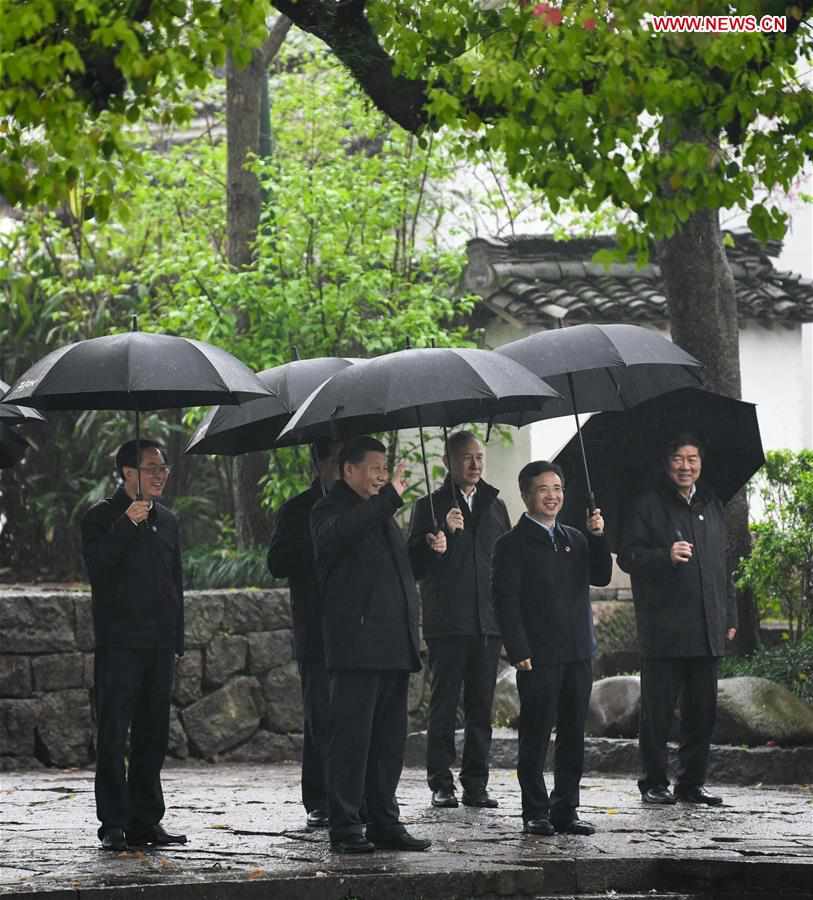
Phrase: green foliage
[
  {"left": 183, "top": 544, "right": 279, "bottom": 590},
  {"left": 368, "top": 0, "right": 813, "bottom": 255},
  {"left": 737, "top": 450, "right": 813, "bottom": 641},
  {"left": 0, "top": 0, "right": 271, "bottom": 208},
  {"left": 720, "top": 629, "right": 813, "bottom": 705}
]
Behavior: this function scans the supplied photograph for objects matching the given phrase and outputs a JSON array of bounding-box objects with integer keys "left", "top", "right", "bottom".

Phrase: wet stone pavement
[{"left": 1, "top": 764, "right": 812, "bottom": 899}]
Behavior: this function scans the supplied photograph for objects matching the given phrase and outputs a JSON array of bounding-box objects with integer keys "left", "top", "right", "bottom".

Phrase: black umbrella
[
  {"left": 185, "top": 356, "right": 360, "bottom": 456},
  {"left": 0, "top": 422, "right": 34, "bottom": 469},
  {"left": 0, "top": 379, "right": 47, "bottom": 424},
  {"left": 276, "top": 347, "right": 561, "bottom": 527},
  {"left": 553, "top": 387, "right": 764, "bottom": 551},
  {"left": 495, "top": 323, "right": 703, "bottom": 508}
]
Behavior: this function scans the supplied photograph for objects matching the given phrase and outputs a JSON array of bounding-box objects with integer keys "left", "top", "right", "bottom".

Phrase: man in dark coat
[
  {"left": 311, "top": 435, "right": 445, "bottom": 854},
  {"left": 618, "top": 434, "right": 737, "bottom": 807},
  {"left": 267, "top": 437, "right": 341, "bottom": 829},
  {"left": 493, "top": 461, "right": 611, "bottom": 836},
  {"left": 81, "top": 439, "right": 187, "bottom": 852},
  {"left": 408, "top": 430, "right": 510, "bottom": 809}
]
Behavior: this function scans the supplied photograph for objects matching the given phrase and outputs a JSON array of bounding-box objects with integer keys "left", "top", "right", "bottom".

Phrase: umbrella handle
[
  {"left": 134, "top": 408, "right": 143, "bottom": 502},
  {"left": 566, "top": 372, "right": 596, "bottom": 513}
]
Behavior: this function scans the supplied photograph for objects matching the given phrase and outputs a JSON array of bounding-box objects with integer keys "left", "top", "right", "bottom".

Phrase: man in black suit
[
  {"left": 267, "top": 437, "right": 341, "bottom": 829},
  {"left": 618, "top": 434, "right": 737, "bottom": 807},
  {"left": 311, "top": 436, "right": 445, "bottom": 854},
  {"left": 81, "top": 439, "right": 188, "bottom": 852},
  {"left": 408, "top": 431, "right": 510, "bottom": 809},
  {"left": 493, "top": 460, "right": 611, "bottom": 836}
]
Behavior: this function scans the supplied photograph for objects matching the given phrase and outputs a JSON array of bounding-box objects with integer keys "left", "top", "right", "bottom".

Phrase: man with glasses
[{"left": 82, "top": 439, "right": 187, "bottom": 852}]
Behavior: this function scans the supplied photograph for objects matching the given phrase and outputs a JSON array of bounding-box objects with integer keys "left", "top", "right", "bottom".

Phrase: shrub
[
  {"left": 183, "top": 546, "right": 281, "bottom": 590},
  {"left": 720, "top": 630, "right": 813, "bottom": 705}
]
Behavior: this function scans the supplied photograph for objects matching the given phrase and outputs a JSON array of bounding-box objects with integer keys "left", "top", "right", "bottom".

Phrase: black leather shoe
[
  {"left": 330, "top": 834, "right": 376, "bottom": 854},
  {"left": 100, "top": 827, "right": 128, "bottom": 851},
  {"left": 306, "top": 809, "right": 330, "bottom": 828},
  {"left": 522, "top": 817, "right": 555, "bottom": 836},
  {"left": 675, "top": 785, "right": 723, "bottom": 806},
  {"left": 127, "top": 823, "right": 188, "bottom": 846},
  {"left": 553, "top": 817, "right": 596, "bottom": 835},
  {"left": 368, "top": 829, "right": 431, "bottom": 851},
  {"left": 461, "top": 789, "right": 499, "bottom": 808},
  {"left": 641, "top": 786, "right": 677, "bottom": 805},
  {"left": 431, "top": 788, "right": 459, "bottom": 808}
]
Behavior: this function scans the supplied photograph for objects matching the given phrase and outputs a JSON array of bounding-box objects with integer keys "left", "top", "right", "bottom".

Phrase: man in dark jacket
[
  {"left": 81, "top": 439, "right": 187, "bottom": 852},
  {"left": 311, "top": 435, "right": 444, "bottom": 854},
  {"left": 618, "top": 434, "right": 737, "bottom": 807},
  {"left": 493, "top": 461, "right": 611, "bottom": 836},
  {"left": 408, "top": 430, "right": 510, "bottom": 809},
  {"left": 267, "top": 437, "right": 341, "bottom": 829}
]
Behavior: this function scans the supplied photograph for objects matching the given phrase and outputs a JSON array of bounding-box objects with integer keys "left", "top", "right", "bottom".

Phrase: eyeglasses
[{"left": 138, "top": 465, "right": 172, "bottom": 477}]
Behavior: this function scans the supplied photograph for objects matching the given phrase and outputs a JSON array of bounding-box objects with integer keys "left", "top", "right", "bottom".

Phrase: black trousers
[
  {"left": 516, "top": 659, "right": 592, "bottom": 824},
  {"left": 638, "top": 656, "right": 719, "bottom": 794},
  {"left": 327, "top": 669, "right": 409, "bottom": 842},
  {"left": 426, "top": 635, "right": 501, "bottom": 793},
  {"left": 94, "top": 646, "right": 174, "bottom": 836},
  {"left": 299, "top": 659, "right": 330, "bottom": 813}
]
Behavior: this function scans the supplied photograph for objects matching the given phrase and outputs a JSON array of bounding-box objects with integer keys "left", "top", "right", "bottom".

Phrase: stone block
[
  {"left": 586, "top": 675, "right": 641, "bottom": 738},
  {"left": 205, "top": 635, "right": 248, "bottom": 687},
  {"left": 184, "top": 592, "right": 225, "bottom": 648},
  {"left": 0, "top": 594, "right": 76, "bottom": 653},
  {"left": 220, "top": 729, "right": 300, "bottom": 763},
  {"left": 0, "top": 655, "right": 32, "bottom": 698},
  {"left": 224, "top": 589, "right": 292, "bottom": 634},
  {"left": 168, "top": 707, "right": 189, "bottom": 759},
  {"left": 73, "top": 594, "right": 95, "bottom": 651},
  {"left": 247, "top": 630, "right": 294, "bottom": 674},
  {"left": 0, "top": 698, "right": 41, "bottom": 755},
  {"left": 181, "top": 676, "right": 262, "bottom": 757},
  {"left": 32, "top": 653, "right": 85, "bottom": 692},
  {"left": 37, "top": 689, "right": 94, "bottom": 767},
  {"left": 83, "top": 653, "right": 95, "bottom": 688},
  {"left": 262, "top": 661, "right": 304, "bottom": 733},
  {"left": 173, "top": 650, "right": 203, "bottom": 707}
]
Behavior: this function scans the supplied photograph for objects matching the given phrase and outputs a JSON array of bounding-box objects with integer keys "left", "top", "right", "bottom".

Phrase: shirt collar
[{"left": 524, "top": 512, "right": 556, "bottom": 537}]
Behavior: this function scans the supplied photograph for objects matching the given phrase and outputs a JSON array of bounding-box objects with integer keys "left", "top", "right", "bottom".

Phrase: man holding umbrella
[
  {"left": 408, "top": 430, "right": 509, "bottom": 810},
  {"left": 311, "top": 435, "right": 444, "bottom": 853},
  {"left": 618, "top": 434, "right": 737, "bottom": 807},
  {"left": 267, "top": 436, "right": 342, "bottom": 829},
  {"left": 81, "top": 439, "right": 187, "bottom": 851}
]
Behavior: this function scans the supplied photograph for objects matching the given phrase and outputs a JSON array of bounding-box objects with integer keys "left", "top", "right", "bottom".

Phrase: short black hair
[
  {"left": 339, "top": 436, "right": 386, "bottom": 477},
  {"left": 518, "top": 460, "right": 565, "bottom": 496},
  {"left": 115, "top": 439, "right": 165, "bottom": 480},
  {"left": 312, "top": 436, "right": 341, "bottom": 462},
  {"left": 664, "top": 432, "right": 704, "bottom": 461}
]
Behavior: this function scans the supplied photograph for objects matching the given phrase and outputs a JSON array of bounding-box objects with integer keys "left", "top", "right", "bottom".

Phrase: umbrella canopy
[
  {"left": 0, "top": 379, "right": 47, "bottom": 424},
  {"left": 185, "top": 357, "right": 360, "bottom": 456},
  {"left": 495, "top": 323, "right": 703, "bottom": 416},
  {"left": 276, "top": 347, "right": 561, "bottom": 446},
  {"left": 553, "top": 388, "right": 764, "bottom": 551},
  {"left": 0, "top": 422, "right": 34, "bottom": 468},
  {"left": 4, "top": 331, "right": 270, "bottom": 411}
]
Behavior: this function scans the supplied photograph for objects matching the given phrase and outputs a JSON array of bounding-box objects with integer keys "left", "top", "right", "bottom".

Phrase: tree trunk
[{"left": 656, "top": 210, "right": 760, "bottom": 654}]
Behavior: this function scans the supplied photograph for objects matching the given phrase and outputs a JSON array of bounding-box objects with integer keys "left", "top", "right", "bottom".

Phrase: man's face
[
  {"left": 123, "top": 446, "right": 170, "bottom": 501},
  {"left": 344, "top": 450, "right": 389, "bottom": 500},
  {"left": 666, "top": 444, "right": 702, "bottom": 492},
  {"left": 447, "top": 438, "right": 484, "bottom": 490},
  {"left": 523, "top": 471, "right": 564, "bottom": 521}
]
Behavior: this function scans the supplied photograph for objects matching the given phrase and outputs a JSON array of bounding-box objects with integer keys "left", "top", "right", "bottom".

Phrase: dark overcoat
[
  {"left": 267, "top": 479, "right": 325, "bottom": 662},
  {"left": 617, "top": 479, "right": 737, "bottom": 658},
  {"left": 407, "top": 477, "right": 510, "bottom": 638},
  {"left": 492, "top": 515, "right": 612, "bottom": 666},
  {"left": 311, "top": 480, "right": 421, "bottom": 673},
  {"left": 81, "top": 486, "right": 184, "bottom": 656}
]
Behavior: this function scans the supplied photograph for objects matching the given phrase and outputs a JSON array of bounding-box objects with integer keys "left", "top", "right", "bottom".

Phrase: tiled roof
[{"left": 462, "top": 231, "right": 813, "bottom": 327}]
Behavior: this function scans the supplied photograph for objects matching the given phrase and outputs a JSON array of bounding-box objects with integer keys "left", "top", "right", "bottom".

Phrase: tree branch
[{"left": 262, "top": 14, "right": 294, "bottom": 68}]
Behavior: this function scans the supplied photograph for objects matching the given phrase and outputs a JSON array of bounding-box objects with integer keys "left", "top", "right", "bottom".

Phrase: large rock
[
  {"left": 0, "top": 698, "right": 41, "bottom": 755},
  {"left": 205, "top": 635, "right": 248, "bottom": 687},
  {"left": 32, "top": 653, "right": 85, "bottom": 692},
  {"left": 592, "top": 600, "right": 641, "bottom": 678},
  {"left": 493, "top": 662, "right": 521, "bottom": 729},
  {"left": 713, "top": 676, "right": 813, "bottom": 746},
  {"left": 181, "top": 676, "right": 262, "bottom": 757},
  {"left": 223, "top": 589, "right": 292, "bottom": 634},
  {"left": 37, "top": 689, "right": 94, "bottom": 767},
  {"left": 220, "top": 729, "right": 301, "bottom": 763},
  {"left": 173, "top": 650, "right": 203, "bottom": 707},
  {"left": 0, "top": 593, "right": 76, "bottom": 653},
  {"left": 0, "top": 655, "right": 32, "bottom": 698},
  {"left": 167, "top": 707, "right": 189, "bottom": 759},
  {"left": 183, "top": 592, "right": 225, "bottom": 648},
  {"left": 586, "top": 675, "right": 641, "bottom": 738},
  {"left": 262, "top": 662, "right": 303, "bottom": 733},
  {"left": 73, "top": 594, "right": 95, "bottom": 651},
  {"left": 247, "top": 630, "right": 294, "bottom": 673}
]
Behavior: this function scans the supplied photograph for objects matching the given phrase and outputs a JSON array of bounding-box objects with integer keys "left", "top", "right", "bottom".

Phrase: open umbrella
[
  {"left": 277, "top": 347, "right": 561, "bottom": 527},
  {"left": 495, "top": 323, "right": 703, "bottom": 508},
  {"left": 5, "top": 320, "right": 271, "bottom": 495},
  {"left": 553, "top": 387, "right": 764, "bottom": 551},
  {"left": 185, "top": 356, "right": 360, "bottom": 456},
  {"left": 0, "top": 379, "right": 47, "bottom": 424}
]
